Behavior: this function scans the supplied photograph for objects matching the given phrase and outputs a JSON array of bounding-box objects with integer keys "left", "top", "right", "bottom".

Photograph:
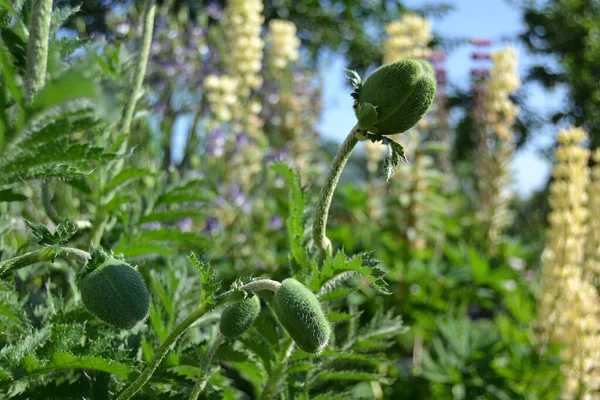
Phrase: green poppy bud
[
  {"left": 219, "top": 294, "right": 261, "bottom": 338},
  {"left": 273, "top": 279, "right": 330, "bottom": 354},
  {"left": 78, "top": 257, "right": 150, "bottom": 329},
  {"left": 356, "top": 59, "right": 436, "bottom": 135}
]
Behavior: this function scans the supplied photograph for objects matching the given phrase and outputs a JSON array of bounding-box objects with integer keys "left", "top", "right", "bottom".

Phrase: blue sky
[{"left": 318, "top": 0, "right": 567, "bottom": 196}]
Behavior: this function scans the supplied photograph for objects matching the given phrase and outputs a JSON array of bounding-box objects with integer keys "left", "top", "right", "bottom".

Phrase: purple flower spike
[
  {"left": 206, "top": 1, "right": 224, "bottom": 19},
  {"left": 234, "top": 132, "right": 249, "bottom": 152},
  {"left": 266, "top": 149, "right": 289, "bottom": 164},
  {"left": 142, "top": 222, "right": 161, "bottom": 231},
  {"left": 206, "top": 129, "right": 226, "bottom": 157},
  {"left": 269, "top": 215, "right": 284, "bottom": 230},
  {"left": 177, "top": 218, "right": 193, "bottom": 232},
  {"left": 227, "top": 184, "right": 246, "bottom": 208},
  {"left": 204, "top": 217, "right": 222, "bottom": 235}
]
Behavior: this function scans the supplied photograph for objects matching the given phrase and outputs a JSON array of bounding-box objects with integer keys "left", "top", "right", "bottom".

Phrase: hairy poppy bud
[
  {"left": 356, "top": 59, "right": 436, "bottom": 135},
  {"left": 273, "top": 279, "right": 330, "bottom": 354},
  {"left": 219, "top": 294, "right": 261, "bottom": 338},
  {"left": 78, "top": 257, "right": 150, "bottom": 329}
]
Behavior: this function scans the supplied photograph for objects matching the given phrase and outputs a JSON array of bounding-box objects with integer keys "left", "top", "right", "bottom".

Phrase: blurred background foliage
[{"left": 1, "top": 0, "right": 599, "bottom": 398}]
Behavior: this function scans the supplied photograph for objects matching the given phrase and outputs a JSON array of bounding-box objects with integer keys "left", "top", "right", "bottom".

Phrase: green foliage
[
  {"left": 189, "top": 252, "right": 220, "bottom": 309},
  {"left": 0, "top": 17, "right": 120, "bottom": 197},
  {"left": 420, "top": 317, "right": 561, "bottom": 399},
  {"left": 0, "top": 0, "right": 564, "bottom": 399},
  {"left": 272, "top": 162, "right": 310, "bottom": 276},
  {"left": 311, "top": 250, "right": 391, "bottom": 296},
  {"left": 521, "top": 0, "right": 600, "bottom": 149},
  {"left": 25, "top": 219, "right": 77, "bottom": 246}
]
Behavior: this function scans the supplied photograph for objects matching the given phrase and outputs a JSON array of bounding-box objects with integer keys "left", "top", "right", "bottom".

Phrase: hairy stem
[
  {"left": 215, "top": 279, "right": 281, "bottom": 301},
  {"left": 118, "top": 0, "right": 156, "bottom": 137},
  {"left": 312, "top": 124, "right": 365, "bottom": 263},
  {"left": 116, "top": 305, "right": 207, "bottom": 400},
  {"left": 188, "top": 334, "right": 225, "bottom": 400},
  {"left": 90, "top": 0, "right": 156, "bottom": 247},
  {"left": 260, "top": 337, "right": 294, "bottom": 400},
  {"left": 42, "top": 182, "right": 62, "bottom": 224},
  {"left": 24, "top": 0, "right": 53, "bottom": 104},
  {"left": 0, "top": 247, "right": 90, "bottom": 277}
]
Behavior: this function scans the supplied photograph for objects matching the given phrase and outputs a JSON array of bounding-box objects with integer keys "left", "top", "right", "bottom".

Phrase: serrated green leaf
[
  {"left": 240, "top": 329, "right": 276, "bottom": 374},
  {"left": 317, "top": 288, "right": 355, "bottom": 302},
  {"left": 0, "top": 164, "right": 89, "bottom": 185},
  {"left": 29, "top": 68, "right": 99, "bottom": 114},
  {"left": 20, "top": 115, "right": 98, "bottom": 148},
  {"left": 155, "top": 179, "right": 213, "bottom": 206},
  {"left": 327, "top": 311, "right": 361, "bottom": 323},
  {"left": 105, "top": 168, "right": 155, "bottom": 193},
  {"left": 54, "top": 36, "right": 90, "bottom": 58},
  {"left": 50, "top": 5, "right": 80, "bottom": 35},
  {"left": 188, "top": 252, "right": 220, "bottom": 308},
  {"left": 0, "top": 142, "right": 118, "bottom": 173},
  {"left": 0, "top": 36, "right": 24, "bottom": 133},
  {"left": 271, "top": 162, "right": 308, "bottom": 276},
  {"left": 139, "top": 209, "right": 204, "bottom": 224},
  {"left": 138, "top": 229, "right": 208, "bottom": 245},
  {"left": 316, "top": 250, "right": 390, "bottom": 295},
  {"left": 312, "top": 369, "right": 392, "bottom": 385}
]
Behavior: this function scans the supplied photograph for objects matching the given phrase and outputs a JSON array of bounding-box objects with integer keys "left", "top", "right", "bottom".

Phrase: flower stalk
[
  {"left": 118, "top": 0, "right": 157, "bottom": 137},
  {"left": 24, "top": 0, "right": 53, "bottom": 104},
  {"left": 0, "top": 247, "right": 90, "bottom": 277},
  {"left": 188, "top": 334, "right": 225, "bottom": 400},
  {"left": 312, "top": 124, "right": 366, "bottom": 262},
  {"left": 116, "top": 305, "right": 207, "bottom": 400}
]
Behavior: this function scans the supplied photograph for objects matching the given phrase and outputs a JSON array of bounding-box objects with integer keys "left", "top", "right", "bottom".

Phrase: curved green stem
[
  {"left": 312, "top": 124, "right": 365, "bottom": 263},
  {"left": 24, "top": 0, "right": 53, "bottom": 104},
  {"left": 116, "top": 305, "right": 207, "bottom": 400},
  {"left": 215, "top": 279, "right": 281, "bottom": 301},
  {"left": 260, "top": 337, "right": 294, "bottom": 400},
  {"left": 118, "top": 0, "right": 156, "bottom": 137},
  {"left": 42, "top": 182, "right": 62, "bottom": 224},
  {"left": 90, "top": 0, "right": 155, "bottom": 247},
  {"left": 188, "top": 334, "right": 225, "bottom": 400},
  {"left": 0, "top": 247, "right": 90, "bottom": 277}
]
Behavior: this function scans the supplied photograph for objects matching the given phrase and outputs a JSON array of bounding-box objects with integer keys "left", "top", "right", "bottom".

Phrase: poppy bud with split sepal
[{"left": 353, "top": 59, "right": 437, "bottom": 135}]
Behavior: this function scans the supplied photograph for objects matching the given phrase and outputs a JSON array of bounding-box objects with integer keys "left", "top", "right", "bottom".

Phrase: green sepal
[{"left": 356, "top": 102, "right": 379, "bottom": 131}]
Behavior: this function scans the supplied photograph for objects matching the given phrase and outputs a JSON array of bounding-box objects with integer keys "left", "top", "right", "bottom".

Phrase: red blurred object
[
  {"left": 435, "top": 68, "right": 447, "bottom": 85},
  {"left": 470, "top": 38, "right": 492, "bottom": 46},
  {"left": 471, "top": 52, "right": 491, "bottom": 60},
  {"left": 470, "top": 83, "right": 488, "bottom": 93},
  {"left": 429, "top": 50, "right": 446, "bottom": 62},
  {"left": 470, "top": 68, "right": 490, "bottom": 78}
]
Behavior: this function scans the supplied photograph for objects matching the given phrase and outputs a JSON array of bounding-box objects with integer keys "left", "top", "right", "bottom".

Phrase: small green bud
[
  {"left": 273, "top": 279, "right": 330, "bottom": 354},
  {"left": 356, "top": 59, "right": 436, "bottom": 135},
  {"left": 78, "top": 257, "right": 150, "bottom": 329},
  {"left": 219, "top": 294, "right": 261, "bottom": 338}
]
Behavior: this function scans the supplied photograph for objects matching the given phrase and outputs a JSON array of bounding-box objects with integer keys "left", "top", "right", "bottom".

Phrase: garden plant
[{"left": 0, "top": 0, "right": 597, "bottom": 399}]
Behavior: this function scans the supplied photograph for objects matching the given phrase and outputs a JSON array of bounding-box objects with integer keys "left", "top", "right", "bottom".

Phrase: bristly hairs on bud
[
  {"left": 345, "top": 68, "right": 363, "bottom": 111},
  {"left": 227, "top": 276, "right": 260, "bottom": 301}
]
